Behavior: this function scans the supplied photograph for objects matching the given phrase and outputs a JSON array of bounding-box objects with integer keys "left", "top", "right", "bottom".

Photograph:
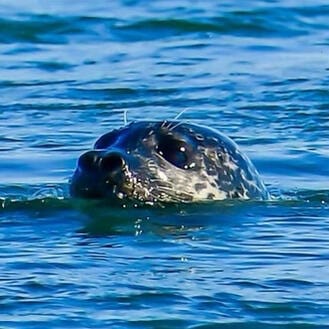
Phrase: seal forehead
[
  {"left": 94, "top": 121, "right": 157, "bottom": 150},
  {"left": 96, "top": 121, "right": 214, "bottom": 150}
]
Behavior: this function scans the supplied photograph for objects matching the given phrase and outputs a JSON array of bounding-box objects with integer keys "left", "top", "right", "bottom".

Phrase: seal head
[{"left": 70, "top": 121, "right": 269, "bottom": 204}]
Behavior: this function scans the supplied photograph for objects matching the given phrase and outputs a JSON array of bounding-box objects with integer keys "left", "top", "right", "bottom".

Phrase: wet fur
[{"left": 70, "top": 121, "right": 269, "bottom": 204}]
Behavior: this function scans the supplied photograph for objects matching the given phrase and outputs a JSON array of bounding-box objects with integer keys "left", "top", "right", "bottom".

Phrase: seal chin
[
  {"left": 70, "top": 170, "right": 187, "bottom": 205},
  {"left": 69, "top": 175, "right": 107, "bottom": 199},
  {"left": 70, "top": 172, "right": 128, "bottom": 200}
]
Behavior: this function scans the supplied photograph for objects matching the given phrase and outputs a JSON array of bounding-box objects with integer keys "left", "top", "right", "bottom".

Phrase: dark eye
[
  {"left": 94, "top": 130, "right": 120, "bottom": 149},
  {"left": 156, "top": 136, "right": 189, "bottom": 169}
]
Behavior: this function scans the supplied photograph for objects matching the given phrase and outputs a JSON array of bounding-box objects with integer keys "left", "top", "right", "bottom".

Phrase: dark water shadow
[
  {"left": 1, "top": 184, "right": 327, "bottom": 237},
  {"left": 73, "top": 198, "right": 270, "bottom": 237}
]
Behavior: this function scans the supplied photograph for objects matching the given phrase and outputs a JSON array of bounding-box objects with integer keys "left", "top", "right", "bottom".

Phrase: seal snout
[
  {"left": 78, "top": 150, "right": 125, "bottom": 176},
  {"left": 71, "top": 149, "right": 128, "bottom": 199}
]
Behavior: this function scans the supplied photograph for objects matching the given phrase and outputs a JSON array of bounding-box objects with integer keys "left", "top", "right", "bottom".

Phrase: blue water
[{"left": 1, "top": 0, "right": 329, "bottom": 328}]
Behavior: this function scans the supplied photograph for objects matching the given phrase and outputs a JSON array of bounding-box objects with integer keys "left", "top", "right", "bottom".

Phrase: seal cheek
[
  {"left": 157, "top": 170, "right": 168, "bottom": 182},
  {"left": 194, "top": 183, "right": 207, "bottom": 192}
]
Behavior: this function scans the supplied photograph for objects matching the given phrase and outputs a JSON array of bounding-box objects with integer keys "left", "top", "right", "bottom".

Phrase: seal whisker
[
  {"left": 149, "top": 179, "right": 195, "bottom": 202},
  {"left": 161, "top": 118, "right": 176, "bottom": 131},
  {"left": 161, "top": 120, "right": 169, "bottom": 129},
  {"left": 164, "top": 108, "right": 189, "bottom": 131},
  {"left": 173, "top": 108, "right": 188, "bottom": 121},
  {"left": 123, "top": 109, "right": 129, "bottom": 126},
  {"left": 168, "top": 120, "right": 186, "bottom": 132}
]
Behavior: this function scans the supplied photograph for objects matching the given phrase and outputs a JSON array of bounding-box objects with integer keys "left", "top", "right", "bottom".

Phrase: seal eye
[{"left": 156, "top": 137, "right": 189, "bottom": 169}]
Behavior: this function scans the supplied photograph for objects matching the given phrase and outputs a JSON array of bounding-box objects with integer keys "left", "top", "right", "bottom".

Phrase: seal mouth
[
  {"left": 70, "top": 171, "right": 187, "bottom": 204},
  {"left": 70, "top": 165, "right": 139, "bottom": 201}
]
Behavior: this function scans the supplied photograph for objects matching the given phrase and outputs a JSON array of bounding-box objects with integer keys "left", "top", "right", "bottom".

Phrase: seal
[{"left": 70, "top": 121, "right": 269, "bottom": 204}]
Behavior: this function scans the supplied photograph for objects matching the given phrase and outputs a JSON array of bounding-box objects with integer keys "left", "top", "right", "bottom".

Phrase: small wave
[
  {"left": 1, "top": 183, "right": 327, "bottom": 212},
  {"left": 0, "top": 15, "right": 115, "bottom": 44},
  {"left": 114, "top": 8, "right": 310, "bottom": 41},
  {"left": 0, "top": 6, "right": 320, "bottom": 45},
  {"left": 282, "top": 189, "right": 329, "bottom": 204},
  {"left": 0, "top": 196, "right": 72, "bottom": 213},
  {"left": 0, "top": 183, "right": 71, "bottom": 212}
]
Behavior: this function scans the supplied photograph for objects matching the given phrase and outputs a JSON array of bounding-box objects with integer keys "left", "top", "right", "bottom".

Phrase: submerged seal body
[{"left": 70, "top": 121, "right": 269, "bottom": 204}]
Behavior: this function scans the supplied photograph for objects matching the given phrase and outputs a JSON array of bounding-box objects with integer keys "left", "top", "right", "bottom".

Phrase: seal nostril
[
  {"left": 78, "top": 150, "right": 101, "bottom": 172},
  {"left": 78, "top": 151, "right": 125, "bottom": 174},
  {"left": 100, "top": 153, "right": 125, "bottom": 173}
]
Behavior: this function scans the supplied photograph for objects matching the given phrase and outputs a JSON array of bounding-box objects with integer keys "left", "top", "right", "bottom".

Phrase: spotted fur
[{"left": 70, "top": 121, "right": 269, "bottom": 204}]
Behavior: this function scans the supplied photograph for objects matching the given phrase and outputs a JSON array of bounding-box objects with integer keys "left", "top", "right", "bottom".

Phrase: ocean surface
[{"left": 1, "top": 0, "right": 329, "bottom": 328}]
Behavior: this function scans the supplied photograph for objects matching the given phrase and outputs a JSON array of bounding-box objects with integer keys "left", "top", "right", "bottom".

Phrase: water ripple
[{"left": 1, "top": 0, "right": 329, "bottom": 328}]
